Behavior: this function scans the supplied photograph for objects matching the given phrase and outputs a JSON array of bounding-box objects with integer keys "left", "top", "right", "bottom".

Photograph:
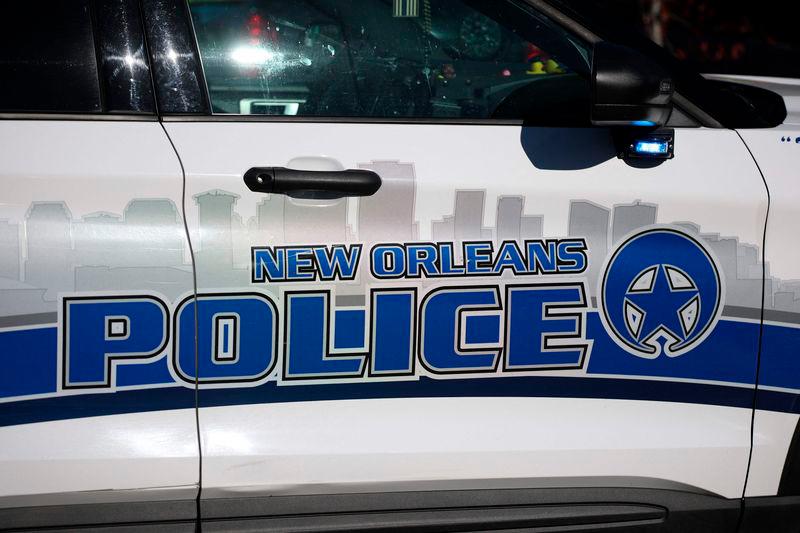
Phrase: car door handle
[{"left": 243, "top": 166, "right": 381, "bottom": 199}]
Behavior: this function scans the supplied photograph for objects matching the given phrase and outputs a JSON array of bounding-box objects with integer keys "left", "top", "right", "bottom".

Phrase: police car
[{"left": 1, "top": 0, "right": 798, "bottom": 531}]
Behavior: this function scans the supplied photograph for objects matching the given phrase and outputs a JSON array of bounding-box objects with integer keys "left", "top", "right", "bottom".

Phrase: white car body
[{"left": 0, "top": 2, "right": 798, "bottom": 531}]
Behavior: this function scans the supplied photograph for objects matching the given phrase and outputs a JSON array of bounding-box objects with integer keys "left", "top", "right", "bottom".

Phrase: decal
[
  {"left": 419, "top": 285, "right": 504, "bottom": 373},
  {"left": 252, "top": 244, "right": 362, "bottom": 283},
  {"left": 2, "top": 162, "right": 799, "bottom": 426},
  {"left": 61, "top": 295, "right": 169, "bottom": 390},
  {"left": 600, "top": 228, "right": 723, "bottom": 358},
  {"left": 503, "top": 283, "right": 590, "bottom": 371},
  {"left": 283, "top": 290, "right": 369, "bottom": 380},
  {"left": 53, "top": 270, "right": 592, "bottom": 388},
  {"left": 368, "top": 240, "right": 587, "bottom": 279},
  {"left": 172, "top": 293, "right": 279, "bottom": 385}
]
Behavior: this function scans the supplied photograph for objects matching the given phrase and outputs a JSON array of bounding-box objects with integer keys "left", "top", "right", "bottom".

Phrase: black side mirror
[{"left": 591, "top": 42, "right": 674, "bottom": 127}]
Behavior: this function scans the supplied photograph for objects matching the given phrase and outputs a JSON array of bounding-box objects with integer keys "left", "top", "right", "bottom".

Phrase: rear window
[{"left": 0, "top": 1, "right": 102, "bottom": 113}]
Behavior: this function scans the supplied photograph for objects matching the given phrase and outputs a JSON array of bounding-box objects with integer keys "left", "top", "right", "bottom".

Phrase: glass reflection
[{"left": 96, "top": 0, "right": 155, "bottom": 113}]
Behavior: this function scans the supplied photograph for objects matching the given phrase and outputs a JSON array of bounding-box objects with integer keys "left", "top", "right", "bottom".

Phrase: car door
[
  {"left": 735, "top": 108, "right": 800, "bottom": 525},
  {"left": 0, "top": 2, "right": 197, "bottom": 530},
  {"left": 158, "top": 0, "right": 768, "bottom": 529}
]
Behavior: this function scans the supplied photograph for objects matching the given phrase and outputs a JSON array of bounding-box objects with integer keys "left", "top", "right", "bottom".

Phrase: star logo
[
  {"left": 600, "top": 227, "right": 722, "bottom": 359},
  {"left": 623, "top": 264, "right": 700, "bottom": 357}
]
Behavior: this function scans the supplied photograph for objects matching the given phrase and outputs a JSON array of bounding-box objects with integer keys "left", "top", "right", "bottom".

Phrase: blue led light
[
  {"left": 632, "top": 120, "right": 656, "bottom": 127},
  {"left": 634, "top": 140, "right": 669, "bottom": 154}
]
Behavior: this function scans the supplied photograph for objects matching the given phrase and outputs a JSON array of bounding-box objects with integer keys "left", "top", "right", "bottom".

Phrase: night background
[{"left": 580, "top": 0, "right": 800, "bottom": 78}]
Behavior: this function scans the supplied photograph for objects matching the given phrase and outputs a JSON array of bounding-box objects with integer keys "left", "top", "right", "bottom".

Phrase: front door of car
[{"left": 161, "top": 0, "right": 768, "bottom": 523}]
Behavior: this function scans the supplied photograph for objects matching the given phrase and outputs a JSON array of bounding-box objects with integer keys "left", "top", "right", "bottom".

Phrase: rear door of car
[
  {"left": 0, "top": 2, "right": 197, "bottom": 530},
  {"left": 157, "top": 0, "right": 768, "bottom": 529}
]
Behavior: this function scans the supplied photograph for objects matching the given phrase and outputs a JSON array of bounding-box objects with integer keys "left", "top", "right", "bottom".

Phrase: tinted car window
[
  {"left": 0, "top": 1, "right": 102, "bottom": 113},
  {"left": 188, "top": 0, "right": 591, "bottom": 122}
]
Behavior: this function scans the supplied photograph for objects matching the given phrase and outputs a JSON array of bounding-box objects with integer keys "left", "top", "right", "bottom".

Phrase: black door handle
[{"left": 244, "top": 167, "right": 381, "bottom": 199}]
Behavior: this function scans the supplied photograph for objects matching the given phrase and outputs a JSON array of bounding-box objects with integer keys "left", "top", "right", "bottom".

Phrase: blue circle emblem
[{"left": 600, "top": 227, "right": 723, "bottom": 358}]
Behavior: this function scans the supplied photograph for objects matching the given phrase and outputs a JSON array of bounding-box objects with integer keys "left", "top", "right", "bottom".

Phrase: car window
[
  {"left": 0, "top": 1, "right": 102, "bottom": 113},
  {"left": 188, "top": 0, "right": 592, "bottom": 122}
]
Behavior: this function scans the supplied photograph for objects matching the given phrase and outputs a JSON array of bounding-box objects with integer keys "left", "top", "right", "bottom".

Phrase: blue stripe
[
  {"left": 585, "top": 315, "right": 760, "bottom": 384},
  {"left": 198, "top": 375, "right": 760, "bottom": 411},
  {"left": 756, "top": 389, "right": 800, "bottom": 414},
  {"left": 0, "top": 375, "right": 790, "bottom": 427},
  {"left": 0, "top": 327, "right": 57, "bottom": 398},
  {"left": 0, "top": 386, "right": 195, "bottom": 427}
]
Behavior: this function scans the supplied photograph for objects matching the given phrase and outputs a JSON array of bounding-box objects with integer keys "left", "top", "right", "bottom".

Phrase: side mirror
[{"left": 591, "top": 42, "right": 674, "bottom": 127}]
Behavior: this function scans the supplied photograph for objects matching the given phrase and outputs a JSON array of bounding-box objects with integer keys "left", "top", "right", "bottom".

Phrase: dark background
[{"left": 575, "top": 0, "right": 800, "bottom": 78}]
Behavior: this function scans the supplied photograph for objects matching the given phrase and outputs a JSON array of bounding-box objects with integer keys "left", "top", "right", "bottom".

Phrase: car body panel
[
  {"left": 738, "top": 123, "right": 800, "bottom": 497},
  {"left": 0, "top": 121, "right": 199, "bottom": 498},
  {"left": 163, "top": 121, "right": 768, "bottom": 499}
]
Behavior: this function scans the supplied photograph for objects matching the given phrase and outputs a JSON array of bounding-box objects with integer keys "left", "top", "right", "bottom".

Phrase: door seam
[
  {"left": 734, "top": 129, "right": 771, "bottom": 530},
  {"left": 158, "top": 120, "right": 203, "bottom": 530}
]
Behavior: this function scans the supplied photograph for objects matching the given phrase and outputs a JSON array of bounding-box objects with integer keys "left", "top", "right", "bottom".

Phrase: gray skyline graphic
[
  {"left": 0, "top": 199, "right": 192, "bottom": 318},
  {"left": 1, "top": 160, "right": 798, "bottom": 320}
]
